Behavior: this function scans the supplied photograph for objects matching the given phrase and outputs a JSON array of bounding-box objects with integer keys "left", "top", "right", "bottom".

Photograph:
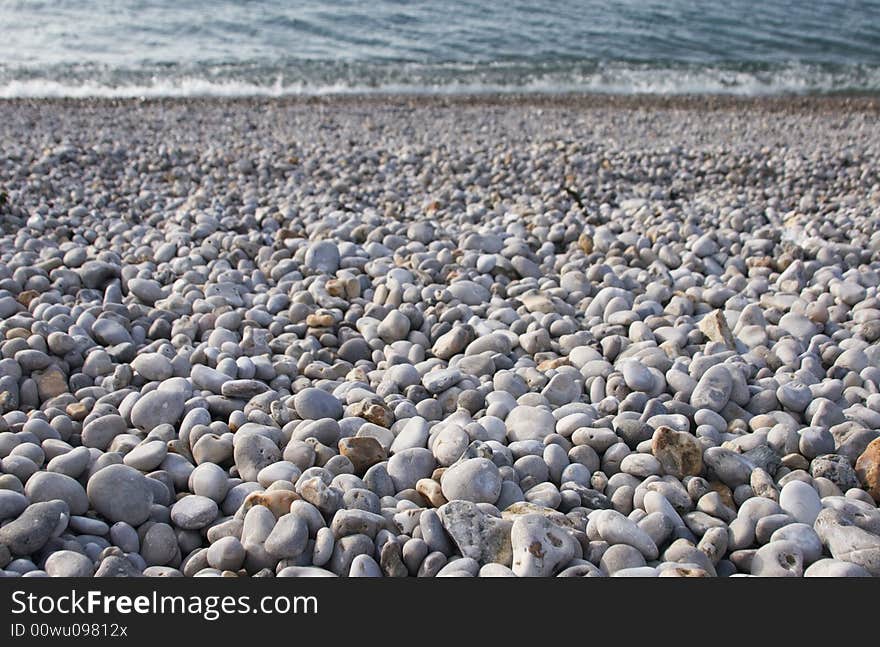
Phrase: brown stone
[
  {"left": 240, "top": 490, "right": 301, "bottom": 519},
  {"left": 325, "top": 279, "right": 346, "bottom": 297},
  {"left": 578, "top": 233, "right": 593, "bottom": 254},
  {"left": 66, "top": 402, "right": 89, "bottom": 420},
  {"left": 537, "top": 357, "right": 570, "bottom": 372},
  {"left": 855, "top": 437, "right": 880, "bottom": 502},
  {"left": 349, "top": 400, "right": 393, "bottom": 427},
  {"left": 16, "top": 290, "right": 39, "bottom": 308},
  {"left": 338, "top": 436, "right": 386, "bottom": 474},
  {"left": 306, "top": 312, "right": 335, "bottom": 328},
  {"left": 651, "top": 426, "right": 703, "bottom": 479},
  {"left": 5, "top": 327, "right": 30, "bottom": 339},
  {"left": 698, "top": 309, "right": 735, "bottom": 348},
  {"left": 708, "top": 481, "right": 736, "bottom": 510},
  {"left": 34, "top": 365, "right": 69, "bottom": 401},
  {"left": 782, "top": 453, "right": 810, "bottom": 471},
  {"left": 415, "top": 478, "right": 447, "bottom": 508}
]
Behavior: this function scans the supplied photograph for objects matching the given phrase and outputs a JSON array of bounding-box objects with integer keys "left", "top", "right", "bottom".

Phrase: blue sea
[{"left": 0, "top": 0, "right": 878, "bottom": 97}]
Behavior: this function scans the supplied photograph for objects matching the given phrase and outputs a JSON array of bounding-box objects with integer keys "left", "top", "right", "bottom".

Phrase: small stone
[
  {"left": 779, "top": 480, "right": 822, "bottom": 525},
  {"left": 651, "top": 426, "right": 703, "bottom": 479},
  {"left": 170, "top": 495, "right": 219, "bottom": 530},
  {"left": 338, "top": 437, "right": 387, "bottom": 474},
  {"left": 698, "top": 310, "right": 735, "bottom": 347}
]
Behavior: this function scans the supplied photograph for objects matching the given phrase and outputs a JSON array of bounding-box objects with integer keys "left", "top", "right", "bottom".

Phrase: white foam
[{"left": 0, "top": 64, "right": 877, "bottom": 98}]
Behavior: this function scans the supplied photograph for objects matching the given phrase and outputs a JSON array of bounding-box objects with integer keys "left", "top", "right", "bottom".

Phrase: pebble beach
[{"left": 0, "top": 94, "right": 879, "bottom": 577}]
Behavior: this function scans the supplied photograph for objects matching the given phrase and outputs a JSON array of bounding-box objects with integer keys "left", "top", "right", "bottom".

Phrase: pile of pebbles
[{"left": 0, "top": 96, "right": 879, "bottom": 577}]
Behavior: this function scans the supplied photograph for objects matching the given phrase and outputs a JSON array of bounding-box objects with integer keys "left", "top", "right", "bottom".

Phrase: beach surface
[{"left": 1, "top": 95, "right": 880, "bottom": 578}]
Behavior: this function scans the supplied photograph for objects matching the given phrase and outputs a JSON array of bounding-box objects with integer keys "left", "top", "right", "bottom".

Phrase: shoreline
[{"left": 1, "top": 92, "right": 879, "bottom": 114}]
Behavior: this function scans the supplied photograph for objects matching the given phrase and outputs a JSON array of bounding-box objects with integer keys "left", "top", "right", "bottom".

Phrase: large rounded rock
[
  {"left": 170, "top": 495, "right": 219, "bottom": 530},
  {"left": 233, "top": 433, "right": 281, "bottom": 482},
  {"left": 45, "top": 550, "right": 95, "bottom": 577},
  {"left": 779, "top": 480, "right": 822, "bottom": 525},
  {"left": 0, "top": 501, "right": 68, "bottom": 556},
  {"left": 87, "top": 464, "right": 154, "bottom": 526},
  {"left": 505, "top": 406, "right": 556, "bottom": 443},
  {"left": 387, "top": 448, "right": 435, "bottom": 492},
  {"left": 24, "top": 471, "right": 88, "bottom": 516},
  {"left": 130, "top": 389, "right": 185, "bottom": 431},
  {"left": 293, "top": 388, "right": 343, "bottom": 420},
  {"left": 510, "top": 513, "right": 577, "bottom": 577},
  {"left": 441, "top": 458, "right": 502, "bottom": 504},
  {"left": 690, "top": 365, "right": 733, "bottom": 412}
]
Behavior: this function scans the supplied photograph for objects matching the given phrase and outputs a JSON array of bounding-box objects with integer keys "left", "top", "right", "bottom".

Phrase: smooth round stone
[
  {"left": 131, "top": 353, "right": 174, "bottom": 381},
  {"left": 690, "top": 365, "right": 733, "bottom": 412},
  {"left": 127, "top": 278, "right": 164, "bottom": 305},
  {"left": 387, "top": 448, "right": 435, "bottom": 492},
  {"left": 81, "top": 414, "right": 127, "bottom": 451},
  {"left": 189, "top": 463, "right": 230, "bottom": 503},
  {"left": 593, "top": 510, "right": 659, "bottom": 560},
  {"left": 87, "top": 464, "right": 154, "bottom": 526},
  {"left": 619, "top": 454, "right": 662, "bottom": 478},
  {"left": 750, "top": 540, "right": 804, "bottom": 577},
  {"left": 24, "top": 471, "right": 88, "bottom": 515},
  {"left": 703, "top": 447, "right": 754, "bottom": 487},
  {"left": 0, "top": 501, "right": 67, "bottom": 556},
  {"left": 776, "top": 382, "right": 812, "bottom": 412},
  {"left": 110, "top": 522, "right": 139, "bottom": 553},
  {"left": 599, "top": 543, "right": 647, "bottom": 575},
  {"left": 620, "top": 361, "right": 655, "bottom": 392},
  {"left": 423, "top": 368, "right": 462, "bottom": 395},
  {"left": 303, "top": 241, "right": 340, "bottom": 274},
  {"left": 130, "top": 389, "right": 185, "bottom": 431},
  {"left": 505, "top": 406, "right": 556, "bottom": 443},
  {"left": 46, "top": 446, "right": 91, "bottom": 478},
  {"left": 233, "top": 433, "right": 281, "bottom": 482},
  {"left": 798, "top": 428, "right": 835, "bottom": 460},
  {"left": 804, "top": 558, "right": 872, "bottom": 577},
  {"left": 170, "top": 495, "right": 219, "bottom": 530},
  {"left": 441, "top": 458, "right": 502, "bottom": 504},
  {"left": 123, "top": 440, "right": 168, "bottom": 471},
  {"left": 431, "top": 425, "right": 470, "bottom": 467},
  {"left": 377, "top": 310, "right": 411, "bottom": 343},
  {"left": 770, "top": 523, "right": 823, "bottom": 564},
  {"left": 207, "top": 536, "right": 246, "bottom": 571},
  {"left": 44, "top": 550, "right": 95, "bottom": 577},
  {"left": 0, "top": 490, "right": 28, "bottom": 521},
  {"left": 510, "top": 513, "right": 577, "bottom": 577},
  {"left": 294, "top": 388, "right": 343, "bottom": 420},
  {"left": 779, "top": 480, "right": 822, "bottom": 525},
  {"left": 141, "top": 522, "right": 179, "bottom": 566},
  {"left": 448, "top": 281, "right": 490, "bottom": 306},
  {"left": 265, "top": 513, "right": 309, "bottom": 559}
]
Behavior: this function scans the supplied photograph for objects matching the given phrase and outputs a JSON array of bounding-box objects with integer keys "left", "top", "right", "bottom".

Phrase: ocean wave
[{"left": 1, "top": 62, "right": 879, "bottom": 99}]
